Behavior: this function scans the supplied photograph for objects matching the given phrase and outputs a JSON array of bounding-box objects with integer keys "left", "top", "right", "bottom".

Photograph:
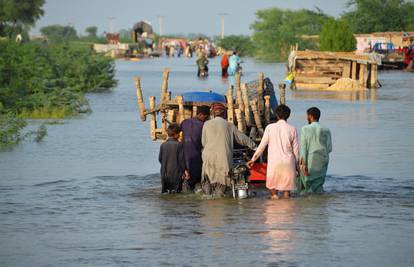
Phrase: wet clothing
[
  {"left": 221, "top": 54, "right": 229, "bottom": 77},
  {"left": 181, "top": 118, "right": 204, "bottom": 188},
  {"left": 201, "top": 117, "right": 256, "bottom": 187},
  {"left": 251, "top": 120, "right": 299, "bottom": 191},
  {"left": 159, "top": 138, "right": 185, "bottom": 193},
  {"left": 299, "top": 122, "right": 332, "bottom": 193},
  {"left": 228, "top": 54, "right": 241, "bottom": 75}
]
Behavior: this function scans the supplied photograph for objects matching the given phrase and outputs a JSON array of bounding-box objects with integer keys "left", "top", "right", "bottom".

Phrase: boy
[{"left": 159, "top": 124, "right": 187, "bottom": 193}]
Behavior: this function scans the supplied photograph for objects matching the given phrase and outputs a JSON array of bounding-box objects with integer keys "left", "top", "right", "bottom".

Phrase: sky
[{"left": 32, "top": 0, "right": 349, "bottom": 37}]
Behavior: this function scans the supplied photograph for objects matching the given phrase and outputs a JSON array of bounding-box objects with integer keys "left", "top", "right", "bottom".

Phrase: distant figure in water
[
  {"left": 196, "top": 53, "right": 209, "bottom": 77},
  {"left": 159, "top": 124, "right": 188, "bottom": 193},
  {"left": 180, "top": 106, "right": 210, "bottom": 192},
  {"left": 299, "top": 107, "right": 332, "bottom": 194},
  {"left": 221, "top": 52, "right": 229, "bottom": 77},
  {"left": 227, "top": 51, "right": 242, "bottom": 76},
  {"left": 247, "top": 105, "right": 299, "bottom": 199}
]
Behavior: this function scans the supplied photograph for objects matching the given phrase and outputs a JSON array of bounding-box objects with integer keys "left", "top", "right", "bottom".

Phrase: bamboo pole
[
  {"left": 227, "top": 85, "right": 234, "bottom": 123},
  {"left": 149, "top": 96, "right": 157, "bottom": 140},
  {"left": 192, "top": 105, "right": 198, "bottom": 118},
  {"left": 161, "top": 68, "right": 170, "bottom": 102},
  {"left": 241, "top": 83, "right": 251, "bottom": 127},
  {"left": 279, "top": 83, "right": 286, "bottom": 105},
  {"left": 176, "top": 95, "right": 185, "bottom": 123},
  {"left": 161, "top": 111, "right": 167, "bottom": 135},
  {"left": 264, "top": 95, "right": 271, "bottom": 125},
  {"left": 257, "top": 72, "right": 265, "bottom": 115},
  {"left": 134, "top": 77, "right": 146, "bottom": 121},
  {"left": 167, "top": 109, "right": 175, "bottom": 123},
  {"left": 250, "top": 100, "right": 263, "bottom": 134},
  {"left": 235, "top": 73, "right": 244, "bottom": 113},
  {"left": 235, "top": 108, "right": 246, "bottom": 133}
]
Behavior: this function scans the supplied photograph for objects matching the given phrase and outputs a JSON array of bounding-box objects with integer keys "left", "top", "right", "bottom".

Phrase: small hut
[{"left": 289, "top": 48, "right": 380, "bottom": 90}]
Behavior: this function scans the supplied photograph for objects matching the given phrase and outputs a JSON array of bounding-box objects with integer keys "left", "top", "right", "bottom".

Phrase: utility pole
[
  {"left": 108, "top": 16, "right": 115, "bottom": 33},
  {"left": 218, "top": 13, "right": 228, "bottom": 39},
  {"left": 157, "top": 15, "right": 164, "bottom": 36}
]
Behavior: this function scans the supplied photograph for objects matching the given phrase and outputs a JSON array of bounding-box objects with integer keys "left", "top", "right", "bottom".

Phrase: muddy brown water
[{"left": 1, "top": 58, "right": 413, "bottom": 266}]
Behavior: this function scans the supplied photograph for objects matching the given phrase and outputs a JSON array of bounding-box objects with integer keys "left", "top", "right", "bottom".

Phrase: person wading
[
  {"left": 180, "top": 106, "right": 210, "bottom": 192},
  {"left": 247, "top": 105, "right": 299, "bottom": 199},
  {"left": 201, "top": 103, "right": 256, "bottom": 197},
  {"left": 299, "top": 107, "right": 332, "bottom": 194}
]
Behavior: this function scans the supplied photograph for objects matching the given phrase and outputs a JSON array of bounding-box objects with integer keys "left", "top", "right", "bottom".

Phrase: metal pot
[{"left": 237, "top": 189, "right": 248, "bottom": 199}]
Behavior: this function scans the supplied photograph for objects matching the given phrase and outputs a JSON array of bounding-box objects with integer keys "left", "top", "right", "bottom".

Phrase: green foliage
[
  {"left": 40, "top": 24, "right": 78, "bottom": 43},
  {"left": 85, "top": 26, "right": 98, "bottom": 39},
  {"left": 342, "top": 0, "right": 414, "bottom": 33},
  {"left": 319, "top": 19, "right": 356, "bottom": 52},
  {"left": 251, "top": 8, "right": 331, "bottom": 61},
  {"left": 0, "top": 0, "right": 45, "bottom": 37},
  {"left": 0, "top": 41, "right": 117, "bottom": 147},
  {"left": 0, "top": 113, "right": 27, "bottom": 149},
  {"left": 34, "top": 124, "right": 47, "bottom": 142},
  {"left": 216, "top": 35, "right": 255, "bottom": 57}
]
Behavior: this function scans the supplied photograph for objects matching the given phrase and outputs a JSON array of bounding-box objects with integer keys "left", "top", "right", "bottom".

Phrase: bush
[
  {"left": 319, "top": 19, "right": 356, "bottom": 52},
  {"left": 216, "top": 35, "right": 255, "bottom": 57},
  {"left": 0, "top": 41, "right": 117, "bottom": 147}
]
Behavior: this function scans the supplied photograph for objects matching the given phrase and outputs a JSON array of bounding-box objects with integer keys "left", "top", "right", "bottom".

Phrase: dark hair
[
  {"left": 275, "top": 104, "right": 291, "bottom": 120},
  {"left": 307, "top": 107, "right": 321, "bottom": 121},
  {"left": 167, "top": 123, "right": 181, "bottom": 137},
  {"left": 197, "top": 105, "right": 210, "bottom": 115}
]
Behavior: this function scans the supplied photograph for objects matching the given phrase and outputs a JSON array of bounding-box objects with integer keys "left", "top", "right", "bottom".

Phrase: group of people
[
  {"left": 159, "top": 103, "right": 332, "bottom": 199},
  {"left": 196, "top": 50, "right": 242, "bottom": 78}
]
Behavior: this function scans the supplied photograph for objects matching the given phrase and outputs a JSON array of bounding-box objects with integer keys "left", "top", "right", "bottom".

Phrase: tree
[
  {"left": 216, "top": 35, "right": 255, "bottom": 57},
  {"left": 0, "top": 0, "right": 45, "bottom": 38},
  {"left": 251, "top": 8, "right": 331, "bottom": 61},
  {"left": 342, "top": 0, "right": 414, "bottom": 33},
  {"left": 85, "top": 26, "right": 98, "bottom": 39},
  {"left": 40, "top": 24, "right": 78, "bottom": 43},
  {"left": 319, "top": 19, "right": 356, "bottom": 51}
]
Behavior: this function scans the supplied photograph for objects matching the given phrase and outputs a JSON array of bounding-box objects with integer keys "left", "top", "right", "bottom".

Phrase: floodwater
[{"left": 1, "top": 57, "right": 414, "bottom": 266}]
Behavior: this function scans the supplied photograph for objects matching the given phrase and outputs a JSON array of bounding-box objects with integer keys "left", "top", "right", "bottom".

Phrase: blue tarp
[{"left": 181, "top": 91, "right": 226, "bottom": 103}]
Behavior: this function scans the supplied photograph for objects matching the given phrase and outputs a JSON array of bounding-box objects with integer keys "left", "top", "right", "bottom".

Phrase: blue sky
[{"left": 32, "top": 0, "right": 348, "bottom": 36}]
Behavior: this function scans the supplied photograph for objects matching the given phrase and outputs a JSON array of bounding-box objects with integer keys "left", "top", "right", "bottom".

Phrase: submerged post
[
  {"left": 279, "top": 83, "right": 286, "bottom": 105},
  {"left": 241, "top": 83, "right": 251, "bottom": 127},
  {"left": 227, "top": 85, "right": 234, "bottom": 123},
  {"left": 161, "top": 68, "right": 170, "bottom": 102},
  {"left": 149, "top": 96, "right": 157, "bottom": 140},
  {"left": 134, "top": 77, "right": 147, "bottom": 122},
  {"left": 370, "top": 64, "right": 378, "bottom": 89}
]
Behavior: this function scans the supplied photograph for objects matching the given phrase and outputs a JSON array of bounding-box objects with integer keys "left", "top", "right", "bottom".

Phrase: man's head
[
  {"left": 167, "top": 123, "right": 181, "bottom": 139},
  {"left": 210, "top": 102, "right": 227, "bottom": 118},
  {"left": 307, "top": 107, "right": 321, "bottom": 124},
  {"left": 275, "top": 104, "right": 291, "bottom": 121},
  {"left": 196, "top": 105, "right": 210, "bottom": 122}
]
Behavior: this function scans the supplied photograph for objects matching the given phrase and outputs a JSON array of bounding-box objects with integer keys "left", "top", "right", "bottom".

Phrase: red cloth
[
  {"left": 249, "top": 163, "right": 267, "bottom": 182},
  {"left": 221, "top": 54, "right": 229, "bottom": 69}
]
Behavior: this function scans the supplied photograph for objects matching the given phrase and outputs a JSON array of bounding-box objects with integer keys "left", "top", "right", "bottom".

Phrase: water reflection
[
  {"left": 262, "top": 199, "right": 298, "bottom": 263},
  {"left": 291, "top": 89, "right": 377, "bottom": 102}
]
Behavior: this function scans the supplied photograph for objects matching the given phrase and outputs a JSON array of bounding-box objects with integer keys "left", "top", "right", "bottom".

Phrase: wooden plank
[
  {"left": 342, "top": 61, "right": 351, "bottom": 78},
  {"left": 294, "top": 76, "right": 337, "bottom": 84},
  {"left": 295, "top": 83, "right": 330, "bottom": 90}
]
